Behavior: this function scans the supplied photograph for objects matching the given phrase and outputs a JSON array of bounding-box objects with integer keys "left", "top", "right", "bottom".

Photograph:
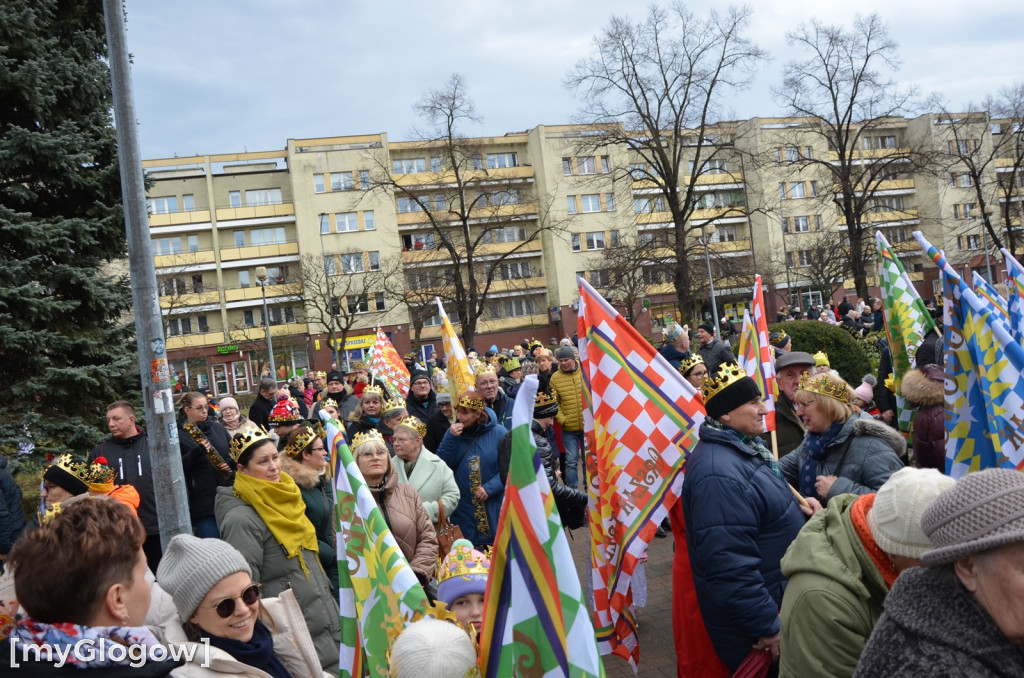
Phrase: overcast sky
[{"left": 122, "top": 0, "right": 1024, "bottom": 160}]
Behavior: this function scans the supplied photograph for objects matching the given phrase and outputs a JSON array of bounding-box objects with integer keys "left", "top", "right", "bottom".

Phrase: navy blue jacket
[
  {"left": 682, "top": 422, "right": 806, "bottom": 672},
  {"left": 657, "top": 344, "right": 689, "bottom": 371},
  {"left": 0, "top": 456, "right": 25, "bottom": 554}
]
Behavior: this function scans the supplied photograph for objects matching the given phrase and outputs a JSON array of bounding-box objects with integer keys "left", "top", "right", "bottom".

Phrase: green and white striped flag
[{"left": 876, "top": 231, "right": 937, "bottom": 433}]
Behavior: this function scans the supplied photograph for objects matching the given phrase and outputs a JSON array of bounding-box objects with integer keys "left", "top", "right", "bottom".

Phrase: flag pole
[{"left": 771, "top": 429, "right": 809, "bottom": 508}]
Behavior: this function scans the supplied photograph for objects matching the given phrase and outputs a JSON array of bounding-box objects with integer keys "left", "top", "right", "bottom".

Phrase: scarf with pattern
[
  {"left": 799, "top": 421, "right": 845, "bottom": 498},
  {"left": 705, "top": 417, "right": 781, "bottom": 479}
]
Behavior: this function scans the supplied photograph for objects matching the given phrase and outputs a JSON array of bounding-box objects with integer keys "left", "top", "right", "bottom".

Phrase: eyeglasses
[
  {"left": 794, "top": 400, "right": 815, "bottom": 410},
  {"left": 310, "top": 445, "right": 326, "bottom": 452},
  {"left": 207, "top": 583, "right": 261, "bottom": 618}
]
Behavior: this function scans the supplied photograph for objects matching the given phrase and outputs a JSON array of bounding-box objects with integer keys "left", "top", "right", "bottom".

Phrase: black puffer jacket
[
  {"left": 177, "top": 418, "right": 233, "bottom": 519},
  {"left": 90, "top": 426, "right": 158, "bottom": 535},
  {"left": 497, "top": 421, "right": 588, "bottom": 529}
]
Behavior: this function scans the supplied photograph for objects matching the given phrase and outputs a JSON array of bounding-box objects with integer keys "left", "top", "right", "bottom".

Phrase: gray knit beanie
[
  {"left": 156, "top": 534, "right": 252, "bottom": 620},
  {"left": 921, "top": 468, "right": 1024, "bottom": 566},
  {"left": 555, "top": 346, "right": 575, "bottom": 361}
]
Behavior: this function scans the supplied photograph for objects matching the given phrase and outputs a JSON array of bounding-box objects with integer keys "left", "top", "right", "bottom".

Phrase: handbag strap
[{"left": 437, "top": 499, "right": 450, "bottom": 528}]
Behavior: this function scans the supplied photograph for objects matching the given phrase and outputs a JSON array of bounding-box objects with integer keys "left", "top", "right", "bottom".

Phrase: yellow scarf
[{"left": 233, "top": 472, "right": 319, "bottom": 579}]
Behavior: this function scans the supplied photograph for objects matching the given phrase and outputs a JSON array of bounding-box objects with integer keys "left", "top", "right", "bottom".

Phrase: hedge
[{"left": 767, "top": 320, "right": 872, "bottom": 387}]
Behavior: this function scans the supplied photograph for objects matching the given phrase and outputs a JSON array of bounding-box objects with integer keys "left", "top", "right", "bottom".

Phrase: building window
[
  {"left": 609, "top": 230, "right": 620, "bottom": 248},
  {"left": 249, "top": 227, "right": 286, "bottom": 246},
  {"left": 186, "top": 235, "right": 199, "bottom": 253},
  {"left": 864, "top": 135, "right": 897, "bottom": 150},
  {"left": 492, "top": 260, "right": 534, "bottom": 280},
  {"left": 148, "top": 196, "right": 178, "bottom": 214},
  {"left": 562, "top": 158, "right": 572, "bottom": 176},
  {"left": 314, "top": 174, "right": 326, "bottom": 193},
  {"left": 336, "top": 212, "right": 359, "bottom": 232},
  {"left": 340, "top": 253, "right": 365, "bottom": 274},
  {"left": 471, "top": 155, "right": 483, "bottom": 170},
  {"left": 487, "top": 153, "right": 517, "bottom": 169},
  {"left": 238, "top": 270, "right": 251, "bottom": 288},
  {"left": 197, "top": 315, "right": 209, "bottom": 333},
  {"left": 233, "top": 230, "right": 246, "bottom": 247},
  {"left": 191, "top": 274, "right": 204, "bottom": 293},
  {"left": 577, "top": 156, "right": 597, "bottom": 175},
  {"left": 483, "top": 189, "right": 521, "bottom": 206},
  {"left": 324, "top": 256, "right": 337, "bottom": 276},
  {"left": 331, "top": 172, "right": 354, "bottom": 191},
  {"left": 397, "top": 197, "right": 423, "bottom": 213},
  {"left": 586, "top": 231, "right": 606, "bottom": 250},
  {"left": 160, "top": 277, "right": 186, "bottom": 296},
  {"left": 633, "top": 197, "right": 665, "bottom": 213},
  {"left": 368, "top": 251, "right": 380, "bottom": 271},
  {"left": 265, "top": 306, "right": 296, "bottom": 325},
  {"left": 786, "top": 250, "right": 813, "bottom": 267},
  {"left": 244, "top": 188, "right": 282, "bottom": 206},
  {"left": 319, "top": 214, "right": 330, "bottom": 234},
  {"left": 588, "top": 269, "right": 610, "bottom": 287},
  {"left": 706, "top": 158, "right": 728, "bottom": 174},
  {"left": 363, "top": 210, "right": 375, "bottom": 230},
  {"left": 265, "top": 266, "right": 290, "bottom": 284},
  {"left": 359, "top": 170, "right": 370, "bottom": 189},
  {"left": 167, "top": 317, "right": 192, "bottom": 336},
  {"left": 951, "top": 173, "right": 975, "bottom": 188},
  {"left": 155, "top": 237, "right": 182, "bottom": 255},
  {"left": 347, "top": 296, "right": 369, "bottom": 314},
  {"left": 963, "top": 234, "right": 980, "bottom": 250},
  {"left": 183, "top": 194, "right": 195, "bottom": 211},
  {"left": 485, "top": 295, "right": 538, "bottom": 319},
  {"left": 242, "top": 309, "right": 254, "bottom": 327},
  {"left": 481, "top": 226, "right": 527, "bottom": 244},
  {"left": 373, "top": 292, "right": 386, "bottom": 311},
  {"left": 566, "top": 196, "right": 578, "bottom": 215},
  {"left": 228, "top": 191, "right": 242, "bottom": 208},
  {"left": 710, "top": 226, "right": 737, "bottom": 242},
  {"left": 393, "top": 158, "right": 427, "bottom": 174},
  {"left": 629, "top": 163, "right": 646, "bottom": 180},
  {"left": 430, "top": 156, "right": 442, "bottom": 172},
  {"left": 403, "top": 233, "right": 435, "bottom": 250},
  {"left": 948, "top": 139, "right": 979, "bottom": 155},
  {"left": 572, "top": 233, "right": 581, "bottom": 252},
  {"left": 605, "top": 193, "right": 615, "bottom": 211},
  {"left": 954, "top": 203, "right": 977, "bottom": 220},
  {"left": 792, "top": 216, "right": 811, "bottom": 233},
  {"left": 580, "top": 194, "right": 602, "bottom": 213}
]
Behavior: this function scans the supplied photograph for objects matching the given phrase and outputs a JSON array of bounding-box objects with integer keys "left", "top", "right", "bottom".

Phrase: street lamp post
[
  {"left": 981, "top": 212, "right": 994, "bottom": 283},
  {"left": 255, "top": 266, "right": 277, "bottom": 382},
  {"left": 700, "top": 222, "right": 721, "bottom": 338}
]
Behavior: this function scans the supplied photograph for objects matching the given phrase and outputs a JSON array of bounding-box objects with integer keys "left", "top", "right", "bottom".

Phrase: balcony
[
  {"left": 219, "top": 241, "right": 299, "bottom": 262},
  {"left": 839, "top": 209, "right": 919, "bottom": 226},
  {"left": 418, "top": 312, "right": 550, "bottom": 340},
  {"left": 148, "top": 209, "right": 212, "bottom": 228},
  {"left": 631, "top": 172, "right": 744, "bottom": 191},
  {"left": 159, "top": 290, "right": 220, "bottom": 309},
  {"left": 215, "top": 202, "right": 295, "bottom": 222},
  {"left": 226, "top": 322, "right": 308, "bottom": 343},
  {"left": 400, "top": 238, "right": 542, "bottom": 265},
  {"left": 393, "top": 165, "right": 534, "bottom": 188},
  {"left": 154, "top": 249, "right": 217, "bottom": 269},
  {"left": 166, "top": 329, "right": 226, "bottom": 351},
  {"left": 396, "top": 202, "right": 539, "bottom": 227},
  {"left": 223, "top": 282, "right": 303, "bottom": 302},
  {"left": 828, "top": 147, "right": 911, "bottom": 163}
]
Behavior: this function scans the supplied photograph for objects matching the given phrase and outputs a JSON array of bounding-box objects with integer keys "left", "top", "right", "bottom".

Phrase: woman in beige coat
[
  {"left": 156, "top": 534, "right": 332, "bottom": 678},
  {"left": 353, "top": 428, "right": 438, "bottom": 580}
]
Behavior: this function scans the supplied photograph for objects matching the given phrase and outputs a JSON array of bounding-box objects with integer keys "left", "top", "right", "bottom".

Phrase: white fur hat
[
  {"left": 388, "top": 618, "right": 478, "bottom": 678},
  {"left": 867, "top": 467, "right": 955, "bottom": 560}
]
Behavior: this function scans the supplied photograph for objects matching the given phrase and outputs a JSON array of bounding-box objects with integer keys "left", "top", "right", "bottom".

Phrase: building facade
[{"left": 143, "top": 113, "right": 1022, "bottom": 396}]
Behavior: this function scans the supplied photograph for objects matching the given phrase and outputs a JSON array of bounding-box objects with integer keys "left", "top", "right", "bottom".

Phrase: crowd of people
[{"left": 3, "top": 312, "right": 1024, "bottom": 676}]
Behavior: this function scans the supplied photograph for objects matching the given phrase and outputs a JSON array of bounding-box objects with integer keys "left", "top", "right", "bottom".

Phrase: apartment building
[{"left": 142, "top": 113, "right": 1021, "bottom": 395}]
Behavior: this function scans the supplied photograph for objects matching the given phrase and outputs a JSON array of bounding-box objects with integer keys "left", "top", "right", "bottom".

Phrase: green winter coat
[
  {"left": 281, "top": 456, "right": 338, "bottom": 596},
  {"left": 779, "top": 494, "right": 889, "bottom": 678},
  {"left": 215, "top": 487, "right": 341, "bottom": 672}
]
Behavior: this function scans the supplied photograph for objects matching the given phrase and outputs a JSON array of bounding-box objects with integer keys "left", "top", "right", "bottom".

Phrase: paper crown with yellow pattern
[
  {"left": 701, "top": 363, "right": 762, "bottom": 420},
  {"left": 701, "top": 363, "right": 748, "bottom": 402},
  {"left": 284, "top": 426, "right": 320, "bottom": 458},
  {"left": 534, "top": 391, "right": 559, "bottom": 418},
  {"left": 678, "top": 353, "right": 705, "bottom": 377},
  {"left": 813, "top": 351, "right": 830, "bottom": 367},
  {"left": 394, "top": 416, "right": 427, "bottom": 438},
  {"left": 382, "top": 397, "right": 406, "bottom": 414},
  {"left": 472, "top": 360, "right": 496, "bottom": 376},
  {"left": 436, "top": 539, "right": 491, "bottom": 607},
  {"left": 87, "top": 456, "right": 117, "bottom": 487},
  {"left": 502, "top": 357, "right": 521, "bottom": 372},
  {"left": 268, "top": 397, "right": 301, "bottom": 424},
  {"left": 457, "top": 393, "right": 486, "bottom": 411},
  {"left": 361, "top": 384, "right": 384, "bottom": 399},
  {"left": 43, "top": 454, "right": 91, "bottom": 496},
  {"left": 228, "top": 427, "right": 273, "bottom": 461},
  {"left": 798, "top": 372, "right": 851, "bottom": 403},
  {"left": 351, "top": 428, "right": 386, "bottom": 451},
  {"left": 320, "top": 397, "right": 340, "bottom": 411},
  {"left": 315, "top": 371, "right": 327, "bottom": 378}
]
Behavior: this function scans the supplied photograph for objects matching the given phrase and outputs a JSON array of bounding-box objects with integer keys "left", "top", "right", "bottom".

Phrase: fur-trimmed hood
[
  {"left": 901, "top": 366, "right": 944, "bottom": 407},
  {"left": 281, "top": 454, "right": 325, "bottom": 490},
  {"left": 848, "top": 416, "right": 907, "bottom": 459}
]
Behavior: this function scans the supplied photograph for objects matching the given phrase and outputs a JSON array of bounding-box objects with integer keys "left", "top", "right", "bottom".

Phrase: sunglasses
[{"left": 207, "top": 583, "right": 261, "bottom": 618}]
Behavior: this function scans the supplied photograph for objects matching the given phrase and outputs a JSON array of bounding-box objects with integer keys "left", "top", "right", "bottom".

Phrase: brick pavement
[{"left": 566, "top": 524, "right": 680, "bottom": 678}]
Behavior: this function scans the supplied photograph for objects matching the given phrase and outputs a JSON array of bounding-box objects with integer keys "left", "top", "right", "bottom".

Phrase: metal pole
[
  {"left": 702, "top": 222, "right": 721, "bottom": 338},
  {"left": 258, "top": 276, "right": 277, "bottom": 382},
  {"left": 981, "top": 219, "right": 994, "bottom": 283},
  {"left": 102, "top": 0, "right": 192, "bottom": 546}
]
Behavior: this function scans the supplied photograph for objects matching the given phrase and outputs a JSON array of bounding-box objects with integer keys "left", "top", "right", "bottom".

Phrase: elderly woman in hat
[
  {"left": 215, "top": 428, "right": 340, "bottom": 671},
  {"left": 218, "top": 397, "right": 261, "bottom": 438},
  {"left": 778, "top": 372, "right": 904, "bottom": 506},
  {"left": 392, "top": 416, "right": 459, "bottom": 529},
  {"left": 156, "top": 534, "right": 332, "bottom": 677},
  {"left": 352, "top": 429, "right": 438, "bottom": 581},
  {"left": 658, "top": 323, "right": 691, "bottom": 370},
  {"left": 40, "top": 454, "right": 90, "bottom": 511},
  {"left": 856, "top": 468, "right": 1024, "bottom": 675},
  {"left": 281, "top": 425, "right": 337, "bottom": 595},
  {"left": 682, "top": 363, "right": 817, "bottom": 674},
  {"left": 436, "top": 390, "right": 507, "bottom": 549}
]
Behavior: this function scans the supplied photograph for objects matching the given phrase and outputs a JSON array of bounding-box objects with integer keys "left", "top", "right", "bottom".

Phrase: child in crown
[{"left": 436, "top": 539, "right": 490, "bottom": 638}]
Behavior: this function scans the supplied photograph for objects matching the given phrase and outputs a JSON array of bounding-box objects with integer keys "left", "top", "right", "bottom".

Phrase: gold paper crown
[
  {"left": 798, "top": 372, "right": 851, "bottom": 403},
  {"left": 52, "top": 454, "right": 91, "bottom": 485},
  {"left": 472, "top": 360, "right": 496, "bottom": 376},
  {"left": 382, "top": 397, "right": 406, "bottom": 414},
  {"left": 678, "top": 353, "right": 705, "bottom": 376},
  {"left": 350, "top": 361, "right": 367, "bottom": 371},
  {"left": 362, "top": 384, "right": 384, "bottom": 398},
  {"left": 503, "top": 357, "right": 521, "bottom": 371},
  {"left": 315, "top": 371, "right": 327, "bottom": 378},
  {"left": 351, "top": 428, "right": 386, "bottom": 451},
  {"left": 813, "top": 351, "right": 830, "bottom": 367},
  {"left": 701, "top": 363, "right": 749, "bottom": 403},
  {"left": 42, "top": 502, "right": 63, "bottom": 525},
  {"left": 321, "top": 397, "right": 340, "bottom": 410},
  {"left": 769, "top": 329, "right": 789, "bottom": 346},
  {"left": 87, "top": 457, "right": 117, "bottom": 485},
  {"left": 229, "top": 427, "right": 273, "bottom": 461},
  {"left": 284, "top": 426, "right": 320, "bottom": 458},
  {"left": 436, "top": 542, "right": 491, "bottom": 585},
  {"left": 458, "top": 394, "right": 486, "bottom": 411},
  {"left": 534, "top": 391, "right": 557, "bottom": 408},
  {"left": 395, "top": 416, "right": 427, "bottom": 437}
]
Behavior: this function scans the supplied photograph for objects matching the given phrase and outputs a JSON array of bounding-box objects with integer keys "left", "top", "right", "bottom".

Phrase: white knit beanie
[
  {"left": 156, "top": 534, "right": 252, "bottom": 620},
  {"left": 867, "top": 467, "right": 955, "bottom": 560},
  {"left": 388, "top": 618, "right": 478, "bottom": 678}
]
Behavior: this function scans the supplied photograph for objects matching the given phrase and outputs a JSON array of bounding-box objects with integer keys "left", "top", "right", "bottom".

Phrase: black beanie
[
  {"left": 698, "top": 322, "right": 715, "bottom": 335},
  {"left": 326, "top": 370, "right": 344, "bottom": 384},
  {"left": 705, "top": 375, "right": 761, "bottom": 420}
]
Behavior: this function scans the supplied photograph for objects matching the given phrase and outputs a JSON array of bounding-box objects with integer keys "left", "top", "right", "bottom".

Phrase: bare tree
[
  {"left": 374, "top": 254, "right": 439, "bottom": 354},
  {"left": 785, "top": 228, "right": 864, "bottom": 304},
  {"left": 565, "top": 3, "right": 767, "bottom": 316},
  {"left": 591, "top": 234, "right": 671, "bottom": 325},
  {"left": 772, "top": 13, "right": 934, "bottom": 299},
  {"left": 296, "top": 251, "right": 384, "bottom": 366},
  {"left": 364, "top": 74, "right": 563, "bottom": 349},
  {"left": 991, "top": 83, "right": 1024, "bottom": 257}
]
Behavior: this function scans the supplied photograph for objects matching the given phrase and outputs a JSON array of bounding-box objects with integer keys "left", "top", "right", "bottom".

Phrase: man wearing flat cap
[{"left": 775, "top": 351, "right": 816, "bottom": 457}]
